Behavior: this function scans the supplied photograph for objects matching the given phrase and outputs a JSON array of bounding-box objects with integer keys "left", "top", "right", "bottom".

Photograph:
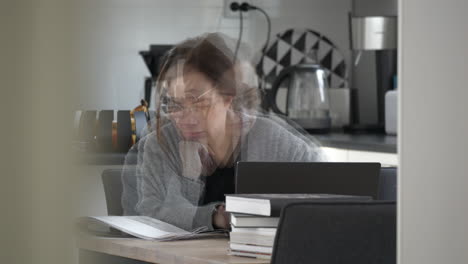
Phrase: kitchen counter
[
  {"left": 312, "top": 133, "right": 397, "bottom": 154},
  {"left": 78, "top": 133, "right": 397, "bottom": 165}
]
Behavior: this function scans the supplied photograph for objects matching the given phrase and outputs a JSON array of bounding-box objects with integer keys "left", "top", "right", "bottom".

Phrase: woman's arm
[
  {"left": 132, "top": 135, "right": 218, "bottom": 231},
  {"left": 136, "top": 166, "right": 218, "bottom": 230},
  {"left": 295, "top": 141, "right": 328, "bottom": 162}
]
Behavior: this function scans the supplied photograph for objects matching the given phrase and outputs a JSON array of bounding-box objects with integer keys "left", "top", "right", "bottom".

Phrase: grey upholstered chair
[
  {"left": 378, "top": 167, "right": 397, "bottom": 201},
  {"left": 101, "top": 169, "right": 125, "bottom": 216},
  {"left": 101, "top": 167, "right": 138, "bottom": 216},
  {"left": 97, "top": 110, "right": 114, "bottom": 152},
  {"left": 116, "top": 110, "right": 132, "bottom": 153},
  {"left": 133, "top": 111, "right": 148, "bottom": 142},
  {"left": 271, "top": 201, "right": 396, "bottom": 264}
]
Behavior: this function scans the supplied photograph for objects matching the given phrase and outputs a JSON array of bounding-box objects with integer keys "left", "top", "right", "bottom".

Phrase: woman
[{"left": 122, "top": 33, "right": 326, "bottom": 231}]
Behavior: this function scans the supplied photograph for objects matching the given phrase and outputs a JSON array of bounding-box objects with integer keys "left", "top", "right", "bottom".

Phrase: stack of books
[
  {"left": 225, "top": 193, "right": 371, "bottom": 259},
  {"left": 228, "top": 213, "right": 278, "bottom": 259}
]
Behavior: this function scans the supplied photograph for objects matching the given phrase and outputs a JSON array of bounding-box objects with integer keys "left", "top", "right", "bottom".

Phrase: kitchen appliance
[
  {"left": 269, "top": 63, "right": 332, "bottom": 132},
  {"left": 328, "top": 88, "right": 351, "bottom": 128},
  {"left": 385, "top": 90, "right": 397, "bottom": 135},
  {"left": 139, "top": 45, "right": 173, "bottom": 107},
  {"left": 347, "top": 15, "right": 397, "bottom": 132},
  {"left": 255, "top": 29, "right": 348, "bottom": 130}
]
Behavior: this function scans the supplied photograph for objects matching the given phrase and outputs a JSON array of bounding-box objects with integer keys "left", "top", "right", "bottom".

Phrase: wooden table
[{"left": 77, "top": 235, "right": 270, "bottom": 264}]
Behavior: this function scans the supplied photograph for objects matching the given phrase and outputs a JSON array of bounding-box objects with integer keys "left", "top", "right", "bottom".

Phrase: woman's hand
[{"left": 212, "top": 204, "right": 231, "bottom": 230}]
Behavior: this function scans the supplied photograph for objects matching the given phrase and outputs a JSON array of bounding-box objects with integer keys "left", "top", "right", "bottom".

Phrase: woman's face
[{"left": 164, "top": 71, "right": 232, "bottom": 142}]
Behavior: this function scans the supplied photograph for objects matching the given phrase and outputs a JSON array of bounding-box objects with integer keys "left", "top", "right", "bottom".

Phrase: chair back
[
  {"left": 97, "top": 110, "right": 114, "bottom": 152},
  {"left": 378, "top": 167, "right": 397, "bottom": 200},
  {"left": 116, "top": 110, "right": 132, "bottom": 152},
  {"left": 133, "top": 111, "right": 147, "bottom": 142},
  {"left": 101, "top": 169, "right": 124, "bottom": 216},
  {"left": 271, "top": 201, "right": 396, "bottom": 264},
  {"left": 101, "top": 168, "right": 138, "bottom": 216}
]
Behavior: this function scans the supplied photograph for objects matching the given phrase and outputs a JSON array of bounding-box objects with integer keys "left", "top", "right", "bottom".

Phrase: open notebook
[{"left": 78, "top": 216, "right": 227, "bottom": 241}]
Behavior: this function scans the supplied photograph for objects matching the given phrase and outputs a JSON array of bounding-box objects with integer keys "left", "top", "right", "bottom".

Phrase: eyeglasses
[{"left": 160, "top": 89, "right": 215, "bottom": 117}]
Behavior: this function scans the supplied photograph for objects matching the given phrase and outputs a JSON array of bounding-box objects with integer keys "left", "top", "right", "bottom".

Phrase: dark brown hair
[{"left": 154, "top": 33, "right": 260, "bottom": 142}]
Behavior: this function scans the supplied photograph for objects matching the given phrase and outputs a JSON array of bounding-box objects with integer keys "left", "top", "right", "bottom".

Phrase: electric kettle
[{"left": 269, "top": 63, "right": 332, "bottom": 132}]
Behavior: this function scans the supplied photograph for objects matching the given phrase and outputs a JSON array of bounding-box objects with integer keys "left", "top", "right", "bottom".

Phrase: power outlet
[{"left": 223, "top": 0, "right": 251, "bottom": 19}]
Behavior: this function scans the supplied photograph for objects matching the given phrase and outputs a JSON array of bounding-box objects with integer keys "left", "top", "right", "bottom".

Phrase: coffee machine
[
  {"left": 345, "top": 0, "right": 398, "bottom": 133},
  {"left": 139, "top": 45, "right": 173, "bottom": 107},
  {"left": 347, "top": 15, "right": 397, "bottom": 133}
]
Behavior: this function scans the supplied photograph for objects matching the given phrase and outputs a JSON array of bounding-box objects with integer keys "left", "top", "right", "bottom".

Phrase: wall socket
[{"left": 223, "top": 0, "right": 251, "bottom": 19}]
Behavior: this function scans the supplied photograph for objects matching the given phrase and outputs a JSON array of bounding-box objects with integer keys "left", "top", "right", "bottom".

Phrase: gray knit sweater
[{"left": 122, "top": 114, "right": 326, "bottom": 231}]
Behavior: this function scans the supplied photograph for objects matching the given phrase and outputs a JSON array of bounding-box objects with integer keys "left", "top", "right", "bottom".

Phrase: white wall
[
  {"left": 75, "top": 0, "right": 243, "bottom": 111},
  {"left": 248, "top": 0, "right": 351, "bottom": 55},
  {"left": 75, "top": 0, "right": 351, "bottom": 111},
  {"left": 398, "top": 0, "right": 468, "bottom": 263}
]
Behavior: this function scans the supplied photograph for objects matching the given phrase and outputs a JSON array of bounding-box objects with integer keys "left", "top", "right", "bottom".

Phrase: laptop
[{"left": 235, "top": 162, "right": 381, "bottom": 199}]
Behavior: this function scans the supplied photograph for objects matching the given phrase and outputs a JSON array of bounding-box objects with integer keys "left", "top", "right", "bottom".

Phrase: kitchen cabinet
[
  {"left": 314, "top": 133, "right": 398, "bottom": 166},
  {"left": 323, "top": 147, "right": 398, "bottom": 166}
]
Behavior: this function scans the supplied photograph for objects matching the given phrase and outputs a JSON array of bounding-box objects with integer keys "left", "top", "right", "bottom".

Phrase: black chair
[
  {"left": 133, "top": 111, "right": 147, "bottom": 142},
  {"left": 96, "top": 110, "right": 114, "bottom": 152},
  {"left": 271, "top": 201, "right": 396, "bottom": 264},
  {"left": 378, "top": 167, "right": 397, "bottom": 201},
  {"left": 101, "top": 169, "right": 124, "bottom": 216},
  {"left": 101, "top": 168, "right": 138, "bottom": 216},
  {"left": 116, "top": 110, "right": 132, "bottom": 153},
  {"left": 84, "top": 168, "right": 144, "bottom": 264}
]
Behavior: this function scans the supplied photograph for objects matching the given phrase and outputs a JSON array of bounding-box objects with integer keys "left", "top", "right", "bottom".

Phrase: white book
[
  {"left": 230, "top": 242, "right": 273, "bottom": 254},
  {"left": 226, "top": 193, "right": 370, "bottom": 216},
  {"left": 78, "top": 216, "right": 226, "bottom": 241},
  {"left": 231, "top": 213, "right": 279, "bottom": 227},
  {"left": 228, "top": 249, "right": 271, "bottom": 260},
  {"left": 231, "top": 226, "right": 277, "bottom": 235},
  {"left": 230, "top": 227, "right": 276, "bottom": 247}
]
